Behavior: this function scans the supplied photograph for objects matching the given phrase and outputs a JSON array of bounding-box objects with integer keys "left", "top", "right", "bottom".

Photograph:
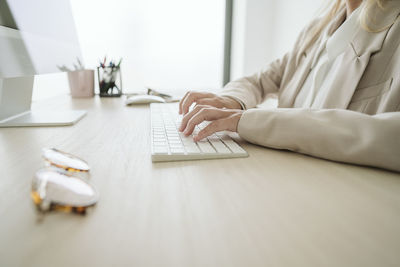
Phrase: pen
[
  {"left": 77, "top": 57, "right": 84, "bottom": 70},
  {"left": 117, "top": 58, "right": 122, "bottom": 68}
]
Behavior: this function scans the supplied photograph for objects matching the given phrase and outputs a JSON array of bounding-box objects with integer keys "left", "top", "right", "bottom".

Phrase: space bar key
[{"left": 196, "top": 141, "right": 216, "bottom": 154}]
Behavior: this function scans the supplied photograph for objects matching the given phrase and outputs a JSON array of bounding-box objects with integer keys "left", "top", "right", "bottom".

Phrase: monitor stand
[{"left": 0, "top": 76, "right": 86, "bottom": 127}]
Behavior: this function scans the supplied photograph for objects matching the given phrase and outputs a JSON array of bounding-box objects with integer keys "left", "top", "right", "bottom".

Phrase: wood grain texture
[{"left": 1, "top": 95, "right": 400, "bottom": 267}]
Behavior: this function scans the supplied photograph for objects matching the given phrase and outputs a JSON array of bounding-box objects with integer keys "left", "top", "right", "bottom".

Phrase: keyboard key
[
  {"left": 169, "top": 144, "right": 183, "bottom": 149},
  {"left": 168, "top": 138, "right": 180, "bottom": 143},
  {"left": 209, "top": 140, "right": 231, "bottom": 154},
  {"left": 153, "top": 141, "right": 166, "bottom": 146},
  {"left": 168, "top": 140, "right": 182, "bottom": 144},
  {"left": 170, "top": 148, "right": 185, "bottom": 154},
  {"left": 197, "top": 140, "right": 216, "bottom": 154},
  {"left": 185, "top": 146, "right": 200, "bottom": 154},
  {"left": 182, "top": 139, "right": 193, "bottom": 144},
  {"left": 222, "top": 140, "right": 247, "bottom": 154}
]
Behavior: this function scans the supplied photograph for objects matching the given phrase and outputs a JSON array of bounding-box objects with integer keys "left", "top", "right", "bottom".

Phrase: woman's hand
[
  {"left": 179, "top": 105, "right": 243, "bottom": 142},
  {"left": 179, "top": 91, "right": 241, "bottom": 115}
]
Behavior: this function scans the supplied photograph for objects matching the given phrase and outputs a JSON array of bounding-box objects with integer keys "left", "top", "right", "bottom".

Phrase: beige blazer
[{"left": 220, "top": 2, "right": 400, "bottom": 172}]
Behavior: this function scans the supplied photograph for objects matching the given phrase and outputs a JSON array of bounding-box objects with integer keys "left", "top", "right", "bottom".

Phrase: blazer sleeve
[
  {"left": 219, "top": 54, "right": 290, "bottom": 109},
  {"left": 237, "top": 108, "right": 400, "bottom": 172},
  {"left": 219, "top": 19, "right": 316, "bottom": 109}
]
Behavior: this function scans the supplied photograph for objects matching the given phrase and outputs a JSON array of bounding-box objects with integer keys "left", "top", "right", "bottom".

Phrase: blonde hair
[{"left": 300, "top": 0, "right": 395, "bottom": 53}]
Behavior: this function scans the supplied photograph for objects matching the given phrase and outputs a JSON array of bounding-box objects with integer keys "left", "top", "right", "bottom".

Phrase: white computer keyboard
[{"left": 151, "top": 103, "right": 248, "bottom": 162}]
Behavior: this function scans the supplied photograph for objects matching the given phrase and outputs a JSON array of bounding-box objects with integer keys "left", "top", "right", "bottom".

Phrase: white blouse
[{"left": 294, "top": 7, "right": 361, "bottom": 108}]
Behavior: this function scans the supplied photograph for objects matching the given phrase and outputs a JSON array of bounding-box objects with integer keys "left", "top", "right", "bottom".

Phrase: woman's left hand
[{"left": 179, "top": 105, "right": 243, "bottom": 142}]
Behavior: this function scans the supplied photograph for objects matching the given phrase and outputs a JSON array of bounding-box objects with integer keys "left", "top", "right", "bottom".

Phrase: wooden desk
[{"left": 1, "top": 95, "right": 400, "bottom": 267}]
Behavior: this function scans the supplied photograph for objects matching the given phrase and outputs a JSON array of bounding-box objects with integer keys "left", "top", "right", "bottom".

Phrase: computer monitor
[{"left": 0, "top": 0, "right": 86, "bottom": 127}]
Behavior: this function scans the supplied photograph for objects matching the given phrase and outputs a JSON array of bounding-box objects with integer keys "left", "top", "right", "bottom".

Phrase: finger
[
  {"left": 179, "top": 91, "right": 191, "bottom": 114},
  {"left": 183, "top": 108, "right": 214, "bottom": 136},
  {"left": 183, "top": 108, "right": 230, "bottom": 136},
  {"left": 181, "top": 92, "right": 215, "bottom": 115},
  {"left": 179, "top": 104, "right": 206, "bottom": 132},
  {"left": 195, "top": 98, "right": 223, "bottom": 108},
  {"left": 193, "top": 119, "right": 227, "bottom": 142}
]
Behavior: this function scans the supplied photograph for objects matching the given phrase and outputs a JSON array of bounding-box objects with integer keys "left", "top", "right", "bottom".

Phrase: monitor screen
[{"left": 0, "top": 0, "right": 83, "bottom": 78}]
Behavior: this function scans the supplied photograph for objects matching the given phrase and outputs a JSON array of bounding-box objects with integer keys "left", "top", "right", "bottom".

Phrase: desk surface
[{"left": 1, "top": 96, "right": 400, "bottom": 267}]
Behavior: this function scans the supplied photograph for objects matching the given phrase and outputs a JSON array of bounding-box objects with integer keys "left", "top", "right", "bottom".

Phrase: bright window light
[{"left": 70, "top": 0, "right": 226, "bottom": 93}]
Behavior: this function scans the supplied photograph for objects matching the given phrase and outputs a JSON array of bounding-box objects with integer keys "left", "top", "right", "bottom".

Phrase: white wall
[
  {"left": 230, "top": 0, "right": 325, "bottom": 81},
  {"left": 34, "top": 0, "right": 225, "bottom": 101}
]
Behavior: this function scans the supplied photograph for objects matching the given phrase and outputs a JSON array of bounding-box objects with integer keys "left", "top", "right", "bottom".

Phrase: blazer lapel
[
  {"left": 319, "top": 2, "right": 400, "bottom": 109},
  {"left": 278, "top": 50, "right": 313, "bottom": 108},
  {"left": 279, "top": 8, "right": 347, "bottom": 108}
]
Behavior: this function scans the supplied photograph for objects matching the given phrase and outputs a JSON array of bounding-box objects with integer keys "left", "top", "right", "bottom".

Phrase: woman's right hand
[{"left": 179, "top": 91, "right": 242, "bottom": 115}]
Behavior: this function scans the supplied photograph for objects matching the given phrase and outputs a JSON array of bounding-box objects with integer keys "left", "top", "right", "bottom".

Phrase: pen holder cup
[
  {"left": 97, "top": 66, "right": 122, "bottom": 97},
  {"left": 67, "top": 69, "right": 95, "bottom": 98}
]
